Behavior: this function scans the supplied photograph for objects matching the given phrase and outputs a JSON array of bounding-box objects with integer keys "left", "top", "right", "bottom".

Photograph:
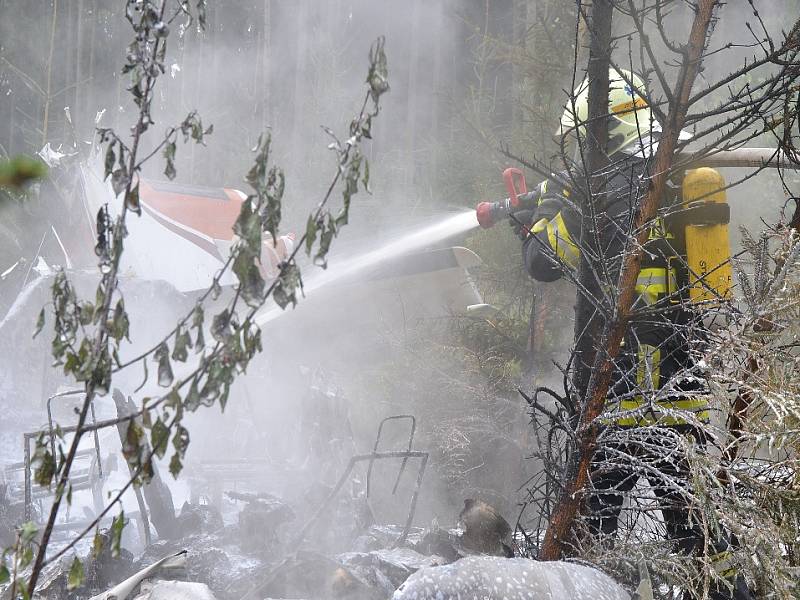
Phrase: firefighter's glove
[{"left": 509, "top": 210, "right": 536, "bottom": 240}]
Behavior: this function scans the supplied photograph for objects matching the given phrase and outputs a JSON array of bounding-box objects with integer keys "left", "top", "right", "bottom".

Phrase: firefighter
[{"left": 517, "top": 69, "right": 752, "bottom": 600}]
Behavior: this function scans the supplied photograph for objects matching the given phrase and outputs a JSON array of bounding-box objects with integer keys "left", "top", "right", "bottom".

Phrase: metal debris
[{"left": 90, "top": 549, "right": 187, "bottom": 600}]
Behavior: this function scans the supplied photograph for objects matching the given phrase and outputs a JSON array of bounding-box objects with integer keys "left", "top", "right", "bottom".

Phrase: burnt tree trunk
[
  {"left": 570, "top": 0, "right": 613, "bottom": 413},
  {"left": 538, "top": 0, "right": 613, "bottom": 560}
]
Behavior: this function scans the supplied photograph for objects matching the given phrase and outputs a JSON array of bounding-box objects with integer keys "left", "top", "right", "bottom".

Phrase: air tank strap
[{"left": 678, "top": 201, "right": 731, "bottom": 226}]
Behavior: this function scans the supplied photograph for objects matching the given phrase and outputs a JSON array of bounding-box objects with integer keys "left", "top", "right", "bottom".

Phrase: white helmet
[{"left": 556, "top": 68, "right": 653, "bottom": 156}]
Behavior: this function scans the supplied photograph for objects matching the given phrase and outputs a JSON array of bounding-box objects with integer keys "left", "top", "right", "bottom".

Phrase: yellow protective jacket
[{"left": 522, "top": 163, "right": 710, "bottom": 427}]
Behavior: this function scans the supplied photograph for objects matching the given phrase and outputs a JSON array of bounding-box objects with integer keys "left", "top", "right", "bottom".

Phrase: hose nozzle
[
  {"left": 475, "top": 167, "right": 542, "bottom": 229},
  {"left": 475, "top": 193, "right": 538, "bottom": 229},
  {"left": 476, "top": 201, "right": 503, "bottom": 229}
]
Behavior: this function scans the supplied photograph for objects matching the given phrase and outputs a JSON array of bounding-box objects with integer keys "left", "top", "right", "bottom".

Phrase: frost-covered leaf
[
  {"left": 104, "top": 143, "right": 116, "bottom": 179},
  {"left": 339, "top": 150, "right": 362, "bottom": 231},
  {"left": 210, "top": 278, "right": 222, "bottom": 300},
  {"left": 367, "top": 36, "right": 390, "bottom": 102},
  {"left": 110, "top": 511, "right": 125, "bottom": 558},
  {"left": 171, "top": 328, "right": 192, "bottom": 362},
  {"left": 243, "top": 323, "right": 262, "bottom": 358},
  {"left": 79, "top": 301, "right": 95, "bottom": 326},
  {"left": 172, "top": 424, "right": 190, "bottom": 457},
  {"left": 94, "top": 206, "right": 110, "bottom": 260},
  {"left": 163, "top": 141, "right": 177, "bottom": 180},
  {"left": 361, "top": 114, "right": 373, "bottom": 140},
  {"left": 246, "top": 133, "right": 271, "bottom": 191},
  {"left": 362, "top": 158, "right": 371, "bottom": 192},
  {"left": 111, "top": 167, "right": 130, "bottom": 196},
  {"left": 141, "top": 456, "right": 154, "bottom": 483},
  {"left": 32, "top": 434, "right": 56, "bottom": 488},
  {"left": 91, "top": 347, "right": 112, "bottom": 396},
  {"left": 219, "top": 381, "right": 231, "bottom": 412},
  {"left": 196, "top": 0, "right": 207, "bottom": 30},
  {"left": 233, "top": 198, "right": 261, "bottom": 251},
  {"left": 67, "top": 556, "right": 85, "bottom": 591},
  {"left": 33, "top": 307, "right": 45, "bottom": 338},
  {"left": 195, "top": 326, "right": 205, "bottom": 351},
  {"left": 192, "top": 305, "right": 205, "bottom": 351},
  {"left": 305, "top": 215, "right": 318, "bottom": 255},
  {"left": 151, "top": 417, "right": 169, "bottom": 459},
  {"left": 211, "top": 309, "right": 231, "bottom": 342},
  {"left": 262, "top": 166, "right": 285, "bottom": 242},
  {"left": 179, "top": 111, "right": 209, "bottom": 145},
  {"left": 165, "top": 387, "right": 181, "bottom": 409},
  {"left": 110, "top": 299, "right": 130, "bottom": 342},
  {"left": 169, "top": 452, "right": 183, "bottom": 478},
  {"left": 141, "top": 404, "right": 152, "bottom": 429},
  {"left": 233, "top": 250, "right": 265, "bottom": 307},
  {"left": 273, "top": 261, "right": 303, "bottom": 309},
  {"left": 154, "top": 342, "right": 174, "bottom": 387},
  {"left": 20, "top": 521, "right": 38, "bottom": 545},
  {"left": 314, "top": 214, "right": 337, "bottom": 268},
  {"left": 184, "top": 378, "right": 201, "bottom": 411},
  {"left": 126, "top": 182, "right": 141, "bottom": 215},
  {"left": 92, "top": 530, "right": 104, "bottom": 557},
  {"left": 122, "top": 419, "right": 144, "bottom": 465},
  {"left": 245, "top": 134, "right": 284, "bottom": 243},
  {"left": 32, "top": 452, "right": 56, "bottom": 488}
]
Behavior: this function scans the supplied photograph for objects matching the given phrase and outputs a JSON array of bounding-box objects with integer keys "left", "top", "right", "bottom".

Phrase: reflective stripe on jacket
[{"left": 545, "top": 212, "right": 580, "bottom": 269}]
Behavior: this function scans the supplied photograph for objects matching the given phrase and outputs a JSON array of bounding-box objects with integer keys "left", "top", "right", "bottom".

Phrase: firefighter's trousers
[{"left": 587, "top": 427, "right": 753, "bottom": 600}]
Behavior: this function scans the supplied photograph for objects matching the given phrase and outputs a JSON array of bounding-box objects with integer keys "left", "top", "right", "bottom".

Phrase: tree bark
[
  {"left": 570, "top": 0, "right": 613, "bottom": 412},
  {"left": 539, "top": 0, "right": 720, "bottom": 561},
  {"left": 540, "top": 0, "right": 613, "bottom": 560}
]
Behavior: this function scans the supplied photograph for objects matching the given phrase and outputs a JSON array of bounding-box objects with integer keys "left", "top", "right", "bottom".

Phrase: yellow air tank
[{"left": 682, "top": 168, "right": 733, "bottom": 304}]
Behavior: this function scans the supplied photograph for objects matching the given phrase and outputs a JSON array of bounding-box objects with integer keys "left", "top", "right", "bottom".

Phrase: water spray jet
[{"left": 255, "top": 210, "right": 478, "bottom": 326}]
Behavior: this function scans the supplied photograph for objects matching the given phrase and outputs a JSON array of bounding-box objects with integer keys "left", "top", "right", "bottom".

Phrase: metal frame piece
[
  {"left": 46, "top": 389, "right": 103, "bottom": 478},
  {"left": 366, "top": 415, "right": 416, "bottom": 497},
  {"left": 19, "top": 392, "right": 105, "bottom": 521},
  {"left": 293, "top": 450, "right": 428, "bottom": 550}
]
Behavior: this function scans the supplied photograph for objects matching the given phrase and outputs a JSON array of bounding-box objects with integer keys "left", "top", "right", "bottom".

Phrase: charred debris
[{"left": 1, "top": 405, "right": 542, "bottom": 600}]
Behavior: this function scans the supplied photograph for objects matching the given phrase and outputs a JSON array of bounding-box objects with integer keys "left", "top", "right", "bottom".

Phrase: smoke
[
  {"left": 0, "top": 0, "right": 540, "bottom": 551},
  {"left": 2, "top": 1, "right": 796, "bottom": 561}
]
